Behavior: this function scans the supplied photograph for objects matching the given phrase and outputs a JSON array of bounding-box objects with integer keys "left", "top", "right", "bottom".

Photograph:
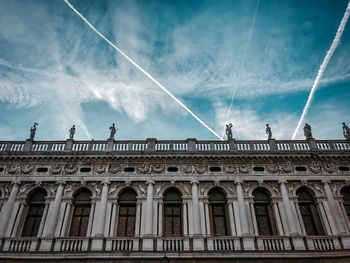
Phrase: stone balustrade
[
  {"left": 0, "top": 139, "right": 348, "bottom": 155},
  {"left": 0, "top": 236, "right": 348, "bottom": 253}
]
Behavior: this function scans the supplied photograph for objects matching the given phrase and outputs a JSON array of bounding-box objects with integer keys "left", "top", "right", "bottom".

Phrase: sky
[{"left": 0, "top": 0, "right": 349, "bottom": 141}]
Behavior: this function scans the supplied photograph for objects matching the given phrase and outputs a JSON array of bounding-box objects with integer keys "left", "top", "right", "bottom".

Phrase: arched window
[
  {"left": 22, "top": 188, "right": 47, "bottom": 237},
  {"left": 163, "top": 188, "right": 182, "bottom": 236},
  {"left": 117, "top": 188, "right": 137, "bottom": 237},
  {"left": 297, "top": 187, "right": 324, "bottom": 236},
  {"left": 341, "top": 187, "right": 350, "bottom": 223},
  {"left": 208, "top": 188, "right": 229, "bottom": 236},
  {"left": 253, "top": 188, "right": 277, "bottom": 236},
  {"left": 69, "top": 188, "right": 92, "bottom": 237}
]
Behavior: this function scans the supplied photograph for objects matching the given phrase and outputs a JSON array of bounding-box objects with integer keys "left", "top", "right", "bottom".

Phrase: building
[{"left": 0, "top": 136, "right": 349, "bottom": 262}]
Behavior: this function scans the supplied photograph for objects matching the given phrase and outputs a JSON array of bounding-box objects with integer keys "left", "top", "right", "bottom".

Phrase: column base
[
  {"left": 291, "top": 235, "right": 306, "bottom": 250},
  {"left": 192, "top": 236, "right": 204, "bottom": 251},
  {"left": 242, "top": 234, "right": 255, "bottom": 250},
  {"left": 143, "top": 237, "right": 154, "bottom": 251},
  {"left": 341, "top": 236, "right": 350, "bottom": 249},
  {"left": 39, "top": 238, "right": 54, "bottom": 251},
  {"left": 91, "top": 237, "right": 104, "bottom": 251}
]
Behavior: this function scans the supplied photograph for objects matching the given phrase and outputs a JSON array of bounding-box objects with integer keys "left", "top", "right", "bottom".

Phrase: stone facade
[{"left": 0, "top": 138, "right": 349, "bottom": 262}]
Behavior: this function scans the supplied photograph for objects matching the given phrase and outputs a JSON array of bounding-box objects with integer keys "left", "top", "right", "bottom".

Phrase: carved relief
[
  {"left": 92, "top": 182, "right": 102, "bottom": 196},
  {"left": 199, "top": 181, "right": 215, "bottom": 196},
  {"left": 329, "top": 181, "right": 345, "bottom": 196},
  {"left": 108, "top": 163, "right": 122, "bottom": 174},
  {"left": 238, "top": 164, "right": 250, "bottom": 174},
  {"left": 193, "top": 164, "right": 207, "bottom": 174},
  {"left": 220, "top": 182, "right": 236, "bottom": 196},
  {"left": 21, "top": 164, "right": 34, "bottom": 174},
  {"left": 63, "top": 182, "right": 80, "bottom": 197},
  {"left": 176, "top": 182, "right": 191, "bottom": 196},
  {"left": 93, "top": 164, "right": 107, "bottom": 174},
  {"left": 266, "top": 162, "right": 293, "bottom": 174},
  {"left": 18, "top": 183, "right": 36, "bottom": 197},
  {"left": 308, "top": 161, "right": 322, "bottom": 174},
  {"left": 242, "top": 181, "right": 258, "bottom": 196},
  {"left": 6, "top": 163, "right": 20, "bottom": 175},
  {"left": 5, "top": 183, "right": 11, "bottom": 197},
  {"left": 64, "top": 164, "right": 78, "bottom": 175},
  {"left": 137, "top": 163, "right": 165, "bottom": 174},
  {"left": 181, "top": 164, "right": 193, "bottom": 174},
  {"left": 137, "top": 163, "right": 150, "bottom": 174},
  {"left": 264, "top": 181, "right": 280, "bottom": 195},
  {"left": 151, "top": 164, "right": 165, "bottom": 174},
  {"left": 108, "top": 182, "right": 122, "bottom": 196},
  {"left": 306, "top": 181, "right": 325, "bottom": 196},
  {"left": 224, "top": 164, "right": 237, "bottom": 174},
  {"left": 323, "top": 162, "right": 336, "bottom": 174},
  {"left": 50, "top": 164, "right": 62, "bottom": 175}
]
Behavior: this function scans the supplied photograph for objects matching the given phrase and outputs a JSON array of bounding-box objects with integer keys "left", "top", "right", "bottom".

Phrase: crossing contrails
[
  {"left": 63, "top": 0, "right": 224, "bottom": 140},
  {"left": 292, "top": 1, "right": 350, "bottom": 140},
  {"left": 222, "top": 0, "right": 260, "bottom": 138}
]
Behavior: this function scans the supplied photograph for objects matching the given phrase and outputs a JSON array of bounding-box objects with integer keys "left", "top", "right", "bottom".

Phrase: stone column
[
  {"left": 0, "top": 182, "right": 19, "bottom": 237},
  {"left": 279, "top": 181, "right": 305, "bottom": 250},
  {"left": 42, "top": 182, "right": 65, "bottom": 237},
  {"left": 191, "top": 180, "right": 204, "bottom": 250},
  {"left": 323, "top": 181, "right": 346, "bottom": 235},
  {"left": 227, "top": 199, "right": 236, "bottom": 236},
  {"left": 235, "top": 180, "right": 254, "bottom": 250},
  {"left": 279, "top": 181, "right": 298, "bottom": 235},
  {"left": 143, "top": 181, "right": 154, "bottom": 251},
  {"left": 92, "top": 181, "right": 109, "bottom": 251}
]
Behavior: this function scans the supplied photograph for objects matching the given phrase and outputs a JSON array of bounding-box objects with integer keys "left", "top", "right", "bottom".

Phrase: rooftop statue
[
  {"left": 266, "top": 124, "right": 272, "bottom": 140},
  {"left": 303, "top": 123, "right": 313, "bottom": 139},
  {"left": 109, "top": 123, "right": 118, "bottom": 140},
  {"left": 69, "top": 125, "right": 76, "bottom": 140},
  {"left": 226, "top": 123, "right": 233, "bottom": 140},
  {"left": 343, "top": 122, "right": 350, "bottom": 141},
  {"left": 29, "top": 122, "right": 38, "bottom": 140}
]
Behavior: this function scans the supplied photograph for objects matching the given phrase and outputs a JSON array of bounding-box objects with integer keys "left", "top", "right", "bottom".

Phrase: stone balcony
[{"left": 0, "top": 235, "right": 349, "bottom": 253}]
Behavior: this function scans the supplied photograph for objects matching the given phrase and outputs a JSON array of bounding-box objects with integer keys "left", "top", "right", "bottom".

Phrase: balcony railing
[
  {"left": 0, "top": 235, "right": 348, "bottom": 253},
  {"left": 0, "top": 138, "right": 348, "bottom": 154}
]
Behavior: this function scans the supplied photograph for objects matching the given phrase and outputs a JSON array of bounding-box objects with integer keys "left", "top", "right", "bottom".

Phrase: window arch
[
  {"left": 253, "top": 188, "right": 277, "bottom": 236},
  {"left": 297, "top": 187, "right": 324, "bottom": 236},
  {"left": 208, "top": 188, "right": 229, "bottom": 236},
  {"left": 163, "top": 188, "right": 182, "bottom": 236},
  {"left": 69, "top": 188, "right": 92, "bottom": 237},
  {"left": 341, "top": 186, "right": 350, "bottom": 223},
  {"left": 22, "top": 188, "right": 47, "bottom": 237},
  {"left": 117, "top": 188, "right": 137, "bottom": 237}
]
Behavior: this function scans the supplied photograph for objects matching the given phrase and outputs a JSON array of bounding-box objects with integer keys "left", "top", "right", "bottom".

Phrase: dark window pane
[
  {"left": 69, "top": 189, "right": 92, "bottom": 237},
  {"left": 22, "top": 189, "right": 46, "bottom": 237}
]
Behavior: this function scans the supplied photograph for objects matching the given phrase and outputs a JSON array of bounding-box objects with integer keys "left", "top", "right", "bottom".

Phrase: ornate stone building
[{"left": 0, "top": 137, "right": 350, "bottom": 262}]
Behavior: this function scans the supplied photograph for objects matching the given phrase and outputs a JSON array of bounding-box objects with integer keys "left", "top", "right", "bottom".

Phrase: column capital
[
  {"left": 101, "top": 180, "right": 110, "bottom": 186},
  {"left": 146, "top": 180, "right": 155, "bottom": 185},
  {"left": 321, "top": 179, "right": 330, "bottom": 185},
  {"left": 234, "top": 179, "right": 243, "bottom": 185},
  {"left": 278, "top": 180, "right": 287, "bottom": 185},
  {"left": 190, "top": 180, "right": 199, "bottom": 185},
  {"left": 11, "top": 180, "right": 21, "bottom": 187},
  {"left": 57, "top": 180, "right": 66, "bottom": 186}
]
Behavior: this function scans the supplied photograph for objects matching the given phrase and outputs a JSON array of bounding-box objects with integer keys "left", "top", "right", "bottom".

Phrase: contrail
[
  {"left": 222, "top": 0, "right": 260, "bottom": 138},
  {"left": 292, "top": 1, "right": 350, "bottom": 140},
  {"left": 63, "top": 0, "right": 224, "bottom": 140}
]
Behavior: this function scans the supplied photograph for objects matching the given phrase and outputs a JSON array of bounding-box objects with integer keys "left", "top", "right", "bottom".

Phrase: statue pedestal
[
  {"left": 64, "top": 139, "right": 74, "bottom": 151},
  {"left": 107, "top": 139, "right": 114, "bottom": 151},
  {"left": 24, "top": 139, "right": 33, "bottom": 152}
]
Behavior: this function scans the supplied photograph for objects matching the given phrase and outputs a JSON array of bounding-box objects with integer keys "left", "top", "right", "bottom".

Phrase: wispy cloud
[{"left": 0, "top": 0, "right": 349, "bottom": 140}]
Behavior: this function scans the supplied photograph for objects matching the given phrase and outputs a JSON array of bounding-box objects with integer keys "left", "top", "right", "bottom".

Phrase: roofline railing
[{"left": 0, "top": 138, "right": 349, "bottom": 154}]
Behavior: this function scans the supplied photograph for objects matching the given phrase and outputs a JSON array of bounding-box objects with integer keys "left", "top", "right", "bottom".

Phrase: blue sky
[{"left": 0, "top": 0, "right": 349, "bottom": 141}]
